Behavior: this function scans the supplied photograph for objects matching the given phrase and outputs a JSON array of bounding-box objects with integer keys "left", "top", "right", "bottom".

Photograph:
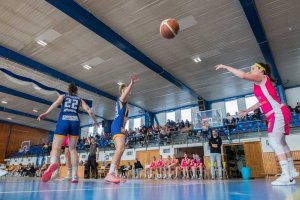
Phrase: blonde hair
[{"left": 119, "top": 83, "right": 127, "bottom": 95}]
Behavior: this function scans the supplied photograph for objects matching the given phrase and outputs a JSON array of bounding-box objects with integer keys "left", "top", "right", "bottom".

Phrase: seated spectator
[
  {"left": 294, "top": 102, "right": 300, "bottom": 114},
  {"left": 224, "top": 113, "right": 236, "bottom": 132},
  {"left": 286, "top": 105, "right": 293, "bottom": 112},
  {"left": 185, "top": 120, "right": 191, "bottom": 128},
  {"left": 253, "top": 108, "right": 262, "bottom": 120},
  {"left": 180, "top": 120, "right": 185, "bottom": 129},
  {"left": 133, "top": 158, "right": 143, "bottom": 178}
]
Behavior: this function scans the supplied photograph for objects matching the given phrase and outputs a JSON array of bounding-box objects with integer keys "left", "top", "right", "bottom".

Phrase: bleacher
[{"left": 7, "top": 113, "right": 300, "bottom": 158}]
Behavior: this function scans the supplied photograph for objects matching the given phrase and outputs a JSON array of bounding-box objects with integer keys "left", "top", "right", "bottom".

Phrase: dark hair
[
  {"left": 256, "top": 62, "right": 276, "bottom": 82},
  {"left": 68, "top": 83, "right": 78, "bottom": 96}
]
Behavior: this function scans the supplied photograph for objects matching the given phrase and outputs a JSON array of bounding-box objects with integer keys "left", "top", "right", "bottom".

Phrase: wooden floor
[{"left": 0, "top": 177, "right": 299, "bottom": 200}]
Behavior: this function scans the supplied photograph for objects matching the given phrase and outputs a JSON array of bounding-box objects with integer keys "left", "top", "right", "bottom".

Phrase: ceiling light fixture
[
  {"left": 37, "top": 40, "right": 48, "bottom": 46},
  {"left": 33, "top": 109, "right": 39, "bottom": 113},
  {"left": 34, "top": 86, "right": 41, "bottom": 90},
  {"left": 7, "top": 117, "right": 12, "bottom": 120},
  {"left": 83, "top": 65, "right": 92, "bottom": 70},
  {"left": 1, "top": 100, "right": 8, "bottom": 104},
  {"left": 192, "top": 57, "right": 202, "bottom": 63}
]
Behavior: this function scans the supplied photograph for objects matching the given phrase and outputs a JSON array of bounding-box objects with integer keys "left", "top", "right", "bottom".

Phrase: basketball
[{"left": 160, "top": 19, "right": 180, "bottom": 39}]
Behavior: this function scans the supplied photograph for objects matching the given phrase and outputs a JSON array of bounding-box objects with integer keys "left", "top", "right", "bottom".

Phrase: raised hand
[
  {"left": 131, "top": 74, "right": 140, "bottom": 84},
  {"left": 37, "top": 113, "right": 48, "bottom": 121},
  {"left": 215, "top": 64, "right": 228, "bottom": 70}
]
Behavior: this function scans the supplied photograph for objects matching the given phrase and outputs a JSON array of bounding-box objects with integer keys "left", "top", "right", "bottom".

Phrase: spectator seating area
[{"left": 7, "top": 113, "right": 300, "bottom": 159}]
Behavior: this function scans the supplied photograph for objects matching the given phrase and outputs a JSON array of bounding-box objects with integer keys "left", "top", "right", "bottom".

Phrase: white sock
[
  {"left": 287, "top": 157, "right": 296, "bottom": 172},
  {"left": 72, "top": 166, "right": 78, "bottom": 178},
  {"left": 67, "top": 168, "right": 72, "bottom": 176},
  {"left": 279, "top": 160, "right": 290, "bottom": 176},
  {"left": 50, "top": 156, "right": 59, "bottom": 165},
  {"left": 109, "top": 163, "right": 116, "bottom": 174}
]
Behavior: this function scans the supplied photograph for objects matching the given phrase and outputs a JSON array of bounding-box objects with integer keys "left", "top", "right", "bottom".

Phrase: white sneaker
[
  {"left": 51, "top": 169, "right": 59, "bottom": 180},
  {"left": 271, "top": 174, "right": 295, "bottom": 186},
  {"left": 291, "top": 170, "right": 299, "bottom": 179},
  {"left": 64, "top": 174, "right": 72, "bottom": 181},
  {"left": 0, "top": 170, "right": 8, "bottom": 177}
]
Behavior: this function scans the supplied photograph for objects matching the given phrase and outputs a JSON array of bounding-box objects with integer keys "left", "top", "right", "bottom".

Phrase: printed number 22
[{"left": 65, "top": 98, "right": 79, "bottom": 109}]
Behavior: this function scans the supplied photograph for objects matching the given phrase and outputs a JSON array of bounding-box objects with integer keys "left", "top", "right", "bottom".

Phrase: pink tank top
[
  {"left": 172, "top": 159, "right": 177, "bottom": 164},
  {"left": 253, "top": 76, "right": 282, "bottom": 118},
  {"left": 181, "top": 158, "right": 189, "bottom": 166},
  {"left": 157, "top": 159, "right": 163, "bottom": 167},
  {"left": 150, "top": 161, "right": 156, "bottom": 168},
  {"left": 165, "top": 160, "right": 170, "bottom": 166}
]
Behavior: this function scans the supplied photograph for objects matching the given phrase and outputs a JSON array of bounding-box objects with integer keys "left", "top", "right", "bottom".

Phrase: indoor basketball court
[{"left": 0, "top": 0, "right": 300, "bottom": 200}]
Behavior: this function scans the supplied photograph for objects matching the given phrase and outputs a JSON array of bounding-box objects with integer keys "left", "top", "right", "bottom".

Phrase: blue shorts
[
  {"left": 55, "top": 120, "right": 80, "bottom": 137},
  {"left": 111, "top": 121, "right": 125, "bottom": 140}
]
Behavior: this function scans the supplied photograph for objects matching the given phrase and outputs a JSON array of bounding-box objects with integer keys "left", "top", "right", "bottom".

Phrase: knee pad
[
  {"left": 283, "top": 145, "right": 291, "bottom": 154},
  {"left": 268, "top": 137, "right": 285, "bottom": 155}
]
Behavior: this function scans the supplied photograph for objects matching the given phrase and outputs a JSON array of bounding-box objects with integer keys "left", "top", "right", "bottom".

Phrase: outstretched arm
[
  {"left": 120, "top": 75, "right": 139, "bottom": 102},
  {"left": 215, "top": 64, "right": 263, "bottom": 83},
  {"left": 81, "top": 99, "right": 99, "bottom": 127},
  {"left": 239, "top": 102, "right": 261, "bottom": 118},
  {"left": 37, "top": 95, "right": 64, "bottom": 121}
]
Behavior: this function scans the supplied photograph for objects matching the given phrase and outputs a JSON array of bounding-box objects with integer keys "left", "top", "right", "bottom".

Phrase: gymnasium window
[
  {"left": 166, "top": 111, "right": 175, "bottom": 121},
  {"left": 245, "top": 96, "right": 259, "bottom": 113},
  {"left": 134, "top": 118, "right": 141, "bottom": 129},
  {"left": 88, "top": 126, "right": 94, "bottom": 136},
  {"left": 125, "top": 120, "right": 129, "bottom": 131},
  {"left": 97, "top": 125, "right": 103, "bottom": 135},
  {"left": 225, "top": 99, "right": 238, "bottom": 116},
  {"left": 181, "top": 108, "right": 191, "bottom": 122}
]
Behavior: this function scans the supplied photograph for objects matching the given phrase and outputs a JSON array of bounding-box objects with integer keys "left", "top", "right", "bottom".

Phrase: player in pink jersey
[
  {"left": 180, "top": 152, "right": 190, "bottom": 179},
  {"left": 190, "top": 154, "right": 197, "bottom": 179},
  {"left": 148, "top": 156, "right": 157, "bottom": 179},
  {"left": 216, "top": 62, "right": 298, "bottom": 186},
  {"left": 195, "top": 154, "right": 203, "bottom": 179},
  {"left": 168, "top": 155, "right": 179, "bottom": 179},
  {"left": 156, "top": 155, "right": 164, "bottom": 179},
  {"left": 163, "top": 155, "right": 171, "bottom": 179}
]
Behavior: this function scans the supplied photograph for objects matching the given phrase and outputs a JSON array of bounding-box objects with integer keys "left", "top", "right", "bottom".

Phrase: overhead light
[
  {"left": 83, "top": 65, "right": 92, "bottom": 70},
  {"left": 34, "top": 86, "right": 41, "bottom": 90},
  {"left": 192, "top": 57, "right": 202, "bottom": 63},
  {"left": 117, "top": 82, "right": 123, "bottom": 86},
  {"left": 33, "top": 109, "right": 39, "bottom": 113},
  {"left": 7, "top": 117, "right": 12, "bottom": 120},
  {"left": 1, "top": 100, "right": 8, "bottom": 104},
  {"left": 37, "top": 40, "right": 48, "bottom": 46}
]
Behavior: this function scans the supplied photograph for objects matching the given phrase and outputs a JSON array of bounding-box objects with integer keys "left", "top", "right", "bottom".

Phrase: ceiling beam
[
  {"left": 45, "top": 0, "right": 203, "bottom": 100},
  {"left": 0, "top": 85, "right": 105, "bottom": 120},
  {"left": 0, "top": 45, "right": 145, "bottom": 111},
  {"left": 239, "top": 0, "right": 282, "bottom": 85},
  {"left": 0, "top": 106, "right": 56, "bottom": 123}
]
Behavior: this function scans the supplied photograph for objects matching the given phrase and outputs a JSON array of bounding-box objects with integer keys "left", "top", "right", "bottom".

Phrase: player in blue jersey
[
  {"left": 38, "top": 83, "right": 98, "bottom": 183},
  {"left": 105, "top": 75, "right": 139, "bottom": 183}
]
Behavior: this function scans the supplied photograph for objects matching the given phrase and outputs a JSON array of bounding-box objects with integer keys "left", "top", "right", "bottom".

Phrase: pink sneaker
[
  {"left": 71, "top": 176, "right": 79, "bottom": 183},
  {"left": 105, "top": 173, "right": 120, "bottom": 184},
  {"left": 41, "top": 163, "right": 59, "bottom": 183},
  {"left": 118, "top": 176, "right": 126, "bottom": 183}
]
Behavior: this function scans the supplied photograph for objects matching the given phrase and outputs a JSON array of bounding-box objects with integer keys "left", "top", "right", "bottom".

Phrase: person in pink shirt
[
  {"left": 148, "top": 156, "right": 157, "bottom": 179},
  {"left": 163, "top": 155, "right": 171, "bottom": 179},
  {"left": 168, "top": 155, "right": 179, "bottom": 179},
  {"left": 216, "top": 63, "right": 298, "bottom": 186},
  {"left": 180, "top": 152, "right": 190, "bottom": 179},
  {"left": 190, "top": 154, "right": 197, "bottom": 179},
  {"left": 156, "top": 155, "right": 164, "bottom": 179}
]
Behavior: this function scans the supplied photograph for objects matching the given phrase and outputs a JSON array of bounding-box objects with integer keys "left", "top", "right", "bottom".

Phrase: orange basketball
[{"left": 160, "top": 19, "right": 180, "bottom": 39}]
